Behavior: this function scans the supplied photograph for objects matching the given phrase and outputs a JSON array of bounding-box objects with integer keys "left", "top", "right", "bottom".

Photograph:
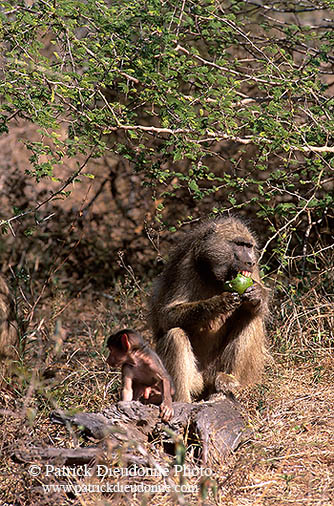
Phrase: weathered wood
[
  {"left": 194, "top": 400, "right": 246, "bottom": 463},
  {"left": 13, "top": 447, "right": 103, "bottom": 465},
  {"left": 50, "top": 397, "right": 248, "bottom": 463},
  {"left": 12, "top": 446, "right": 154, "bottom": 468}
]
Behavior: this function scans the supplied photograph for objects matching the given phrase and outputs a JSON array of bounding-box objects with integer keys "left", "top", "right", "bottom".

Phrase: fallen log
[
  {"left": 49, "top": 396, "right": 249, "bottom": 464},
  {"left": 13, "top": 447, "right": 104, "bottom": 465}
]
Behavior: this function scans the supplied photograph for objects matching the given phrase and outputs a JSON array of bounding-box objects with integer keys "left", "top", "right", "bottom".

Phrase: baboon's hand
[
  {"left": 241, "top": 282, "right": 263, "bottom": 311},
  {"left": 219, "top": 291, "right": 241, "bottom": 311},
  {"left": 160, "top": 401, "right": 174, "bottom": 422}
]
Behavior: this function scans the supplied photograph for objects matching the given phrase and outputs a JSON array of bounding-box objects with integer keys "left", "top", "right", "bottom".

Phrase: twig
[
  {"left": 118, "top": 251, "right": 146, "bottom": 294},
  {"left": 0, "top": 150, "right": 95, "bottom": 229},
  {"left": 286, "top": 243, "right": 334, "bottom": 260},
  {"left": 106, "top": 123, "right": 334, "bottom": 153},
  {"left": 259, "top": 195, "right": 315, "bottom": 262}
]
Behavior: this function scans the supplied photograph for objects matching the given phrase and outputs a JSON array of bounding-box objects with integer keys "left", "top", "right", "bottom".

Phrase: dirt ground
[
  {"left": 0, "top": 290, "right": 333, "bottom": 506},
  {"left": 0, "top": 122, "right": 333, "bottom": 505}
]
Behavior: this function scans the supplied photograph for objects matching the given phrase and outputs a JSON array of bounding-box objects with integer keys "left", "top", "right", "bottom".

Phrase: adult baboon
[{"left": 148, "top": 216, "right": 269, "bottom": 402}]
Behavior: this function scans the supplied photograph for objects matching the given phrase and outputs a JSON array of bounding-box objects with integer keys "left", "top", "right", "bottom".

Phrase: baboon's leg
[
  {"left": 216, "top": 315, "right": 265, "bottom": 388},
  {"left": 231, "top": 317, "right": 266, "bottom": 385},
  {"left": 156, "top": 327, "right": 203, "bottom": 402}
]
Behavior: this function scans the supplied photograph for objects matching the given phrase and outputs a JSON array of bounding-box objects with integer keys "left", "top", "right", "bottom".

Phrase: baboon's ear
[
  {"left": 201, "top": 221, "right": 217, "bottom": 239},
  {"left": 121, "top": 332, "right": 131, "bottom": 351}
]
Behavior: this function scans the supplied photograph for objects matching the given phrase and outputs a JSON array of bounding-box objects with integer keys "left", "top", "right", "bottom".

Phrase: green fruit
[{"left": 223, "top": 273, "right": 253, "bottom": 295}]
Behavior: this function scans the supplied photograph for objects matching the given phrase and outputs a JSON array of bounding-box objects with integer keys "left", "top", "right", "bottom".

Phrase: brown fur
[
  {"left": 106, "top": 328, "right": 175, "bottom": 421},
  {"left": 148, "top": 217, "right": 269, "bottom": 402}
]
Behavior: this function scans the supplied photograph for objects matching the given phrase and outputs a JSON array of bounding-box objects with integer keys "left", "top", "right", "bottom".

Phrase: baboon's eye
[{"left": 235, "top": 241, "right": 253, "bottom": 248}]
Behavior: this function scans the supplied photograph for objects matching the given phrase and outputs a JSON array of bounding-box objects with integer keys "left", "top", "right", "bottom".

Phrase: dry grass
[
  {"left": 1, "top": 105, "right": 333, "bottom": 506},
  {"left": 0, "top": 283, "right": 333, "bottom": 506}
]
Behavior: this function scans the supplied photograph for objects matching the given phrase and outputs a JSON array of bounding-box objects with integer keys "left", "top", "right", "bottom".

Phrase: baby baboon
[
  {"left": 106, "top": 328, "right": 175, "bottom": 421},
  {"left": 148, "top": 216, "right": 269, "bottom": 402},
  {"left": 0, "top": 274, "right": 19, "bottom": 380}
]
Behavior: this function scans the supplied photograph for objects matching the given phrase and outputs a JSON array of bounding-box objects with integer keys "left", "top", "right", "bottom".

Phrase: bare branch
[
  {"left": 0, "top": 151, "right": 95, "bottom": 229},
  {"left": 106, "top": 123, "right": 334, "bottom": 153}
]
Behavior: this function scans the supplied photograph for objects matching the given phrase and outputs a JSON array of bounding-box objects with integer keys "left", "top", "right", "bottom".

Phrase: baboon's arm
[
  {"left": 121, "top": 368, "right": 134, "bottom": 401},
  {"left": 164, "top": 292, "right": 240, "bottom": 328},
  {"left": 159, "top": 376, "right": 174, "bottom": 421}
]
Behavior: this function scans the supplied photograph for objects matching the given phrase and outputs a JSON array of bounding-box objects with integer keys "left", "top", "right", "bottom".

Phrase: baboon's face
[
  {"left": 194, "top": 223, "right": 257, "bottom": 283},
  {"left": 231, "top": 237, "right": 256, "bottom": 276},
  {"left": 211, "top": 241, "right": 256, "bottom": 281},
  {"left": 106, "top": 345, "right": 126, "bottom": 367}
]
